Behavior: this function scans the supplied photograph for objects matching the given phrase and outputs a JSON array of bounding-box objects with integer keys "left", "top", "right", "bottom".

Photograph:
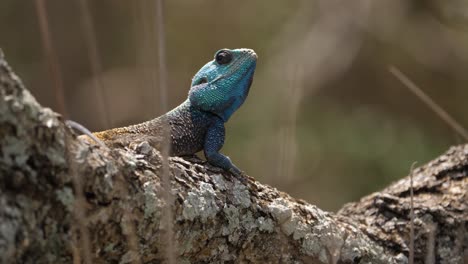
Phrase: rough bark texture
[{"left": 0, "top": 49, "right": 466, "bottom": 264}]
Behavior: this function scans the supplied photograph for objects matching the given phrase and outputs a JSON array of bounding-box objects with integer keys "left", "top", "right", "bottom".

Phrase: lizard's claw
[
  {"left": 228, "top": 167, "right": 248, "bottom": 183},
  {"left": 229, "top": 167, "right": 241, "bottom": 176}
]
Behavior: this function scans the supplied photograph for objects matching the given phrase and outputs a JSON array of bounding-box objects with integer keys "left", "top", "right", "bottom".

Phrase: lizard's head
[{"left": 189, "top": 48, "right": 257, "bottom": 121}]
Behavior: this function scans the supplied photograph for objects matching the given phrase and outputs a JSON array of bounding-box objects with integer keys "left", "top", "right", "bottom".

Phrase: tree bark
[{"left": 0, "top": 49, "right": 466, "bottom": 264}]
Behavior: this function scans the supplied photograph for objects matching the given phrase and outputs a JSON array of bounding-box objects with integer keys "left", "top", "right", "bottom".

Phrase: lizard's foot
[
  {"left": 182, "top": 155, "right": 204, "bottom": 164},
  {"left": 228, "top": 166, "right": 242, "bottom": 177},
  {"left": 228, "top": 167, "right": 249, "bottom": 183},
  {"left": 204, "top": 150, "right": 248, "bottom": 182}
]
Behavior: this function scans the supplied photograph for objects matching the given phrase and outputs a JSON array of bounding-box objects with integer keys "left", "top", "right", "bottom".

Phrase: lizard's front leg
[{"left": 204, "top": 117, "right": 243, "bottom": 176}]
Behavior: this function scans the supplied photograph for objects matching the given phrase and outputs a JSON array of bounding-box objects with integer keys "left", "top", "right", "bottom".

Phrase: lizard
[{"left": 80, "top": 48, "right": 257, "bottom": 176}]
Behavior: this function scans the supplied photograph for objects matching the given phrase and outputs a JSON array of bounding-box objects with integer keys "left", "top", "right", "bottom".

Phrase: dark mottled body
[
  {"left": 89, "top": 48, "right": 257, "bottom": 175},
  {"left": 93, "top": 100, "right": 217, "bottom": 156},
  {"left": 166, "top": 101, "right": 217, "bottom": 155}
]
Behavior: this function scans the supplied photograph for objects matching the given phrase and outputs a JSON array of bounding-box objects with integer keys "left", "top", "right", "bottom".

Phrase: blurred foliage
[{"left": 1, "top": 0, "right": 467, "bottom": 210}]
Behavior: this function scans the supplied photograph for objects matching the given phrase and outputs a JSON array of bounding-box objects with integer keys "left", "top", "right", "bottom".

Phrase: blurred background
[{"left": 1, "top": 0, "right": 467, "bottom": 211}]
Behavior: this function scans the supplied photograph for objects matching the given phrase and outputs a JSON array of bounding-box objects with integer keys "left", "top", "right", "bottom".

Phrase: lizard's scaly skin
[{"left": 87, "top": 48, "right": 257, "bottom": 175}]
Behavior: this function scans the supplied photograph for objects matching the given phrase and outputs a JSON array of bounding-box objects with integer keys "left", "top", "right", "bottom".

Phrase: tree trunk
[{"left": 0, "top": 49, "right": 466, "bottom": 264}]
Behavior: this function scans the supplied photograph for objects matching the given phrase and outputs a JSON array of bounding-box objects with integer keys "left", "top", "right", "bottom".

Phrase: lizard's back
[{"left": 86, "top": 101, "right": 217, "bottom": 156}]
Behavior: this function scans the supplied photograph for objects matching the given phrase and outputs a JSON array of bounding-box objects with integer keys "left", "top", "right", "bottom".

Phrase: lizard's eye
[
  {"left": 196, "top": 77, "right": 208, "bottom": 85},
  {"left": 215, "top": 50, "right": 233, "bottom": 65}
]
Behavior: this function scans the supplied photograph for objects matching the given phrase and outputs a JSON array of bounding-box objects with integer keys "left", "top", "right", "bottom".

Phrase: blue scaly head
[{"left": 189, "top": 48, "right": 257, "bottom": 122}]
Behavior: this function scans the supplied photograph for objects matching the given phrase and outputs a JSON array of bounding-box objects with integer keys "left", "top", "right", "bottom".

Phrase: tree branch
[{"left": 0, "top": 50, "right": 466, "bottom": 264}]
